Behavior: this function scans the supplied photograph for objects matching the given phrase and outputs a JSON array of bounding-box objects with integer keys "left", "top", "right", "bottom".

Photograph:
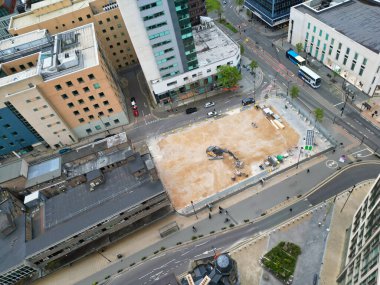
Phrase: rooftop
[
  {"left": 295, "top": 0, "right": 380, "bottom": 53},
  {"left": 9, "top": 0, "right": 92, "bottom": 31},
  {"left": 193, "top": 19, "right": 239, "bottom": 67},
  {"left": 27, "top": 161, "right": 163, "bottom": 256}
]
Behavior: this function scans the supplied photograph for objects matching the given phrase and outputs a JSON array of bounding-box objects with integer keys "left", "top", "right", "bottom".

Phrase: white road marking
[
  {"left": 180, "top": 249, "right": 192, "bottom": 256},
  {"left": 326, "top": 160, "right": 338, "bottom": 169},
  {"left": 334, "top": 102, "right": 344, "bottom": 106},
  {"left": 351, "top": 148, "right": 373, "bottom": 158},
  {"left": 195, "top": 240, "right": 209, "bottom": 247}
]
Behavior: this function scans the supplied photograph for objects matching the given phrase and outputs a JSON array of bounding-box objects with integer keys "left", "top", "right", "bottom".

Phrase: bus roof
[
  {"left": 287, "top": 49, "right": 299, "bottom": 57},
  {"left": 299, "top": 66, "right": 321, "bottom": 79},
  {"left": 295, "top": 55, "right": 305, "bottom": 63}
]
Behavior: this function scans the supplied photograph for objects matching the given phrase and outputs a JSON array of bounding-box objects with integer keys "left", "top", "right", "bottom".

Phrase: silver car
[{"left": 204, "top": 101, "right": 215, "bottom": 108}]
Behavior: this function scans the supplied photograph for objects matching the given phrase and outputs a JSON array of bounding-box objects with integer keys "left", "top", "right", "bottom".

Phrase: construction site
[{"left": 148, "top": 98, "right": 332, "bottom": 210}]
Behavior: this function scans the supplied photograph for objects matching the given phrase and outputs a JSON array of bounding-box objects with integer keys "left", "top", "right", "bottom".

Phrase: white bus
[{"left": 298, "top": 66, "right": 321, "bottom": 88}]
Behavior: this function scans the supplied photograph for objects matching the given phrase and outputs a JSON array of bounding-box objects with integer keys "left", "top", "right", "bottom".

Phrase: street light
[
  {"left": 94, "top": 248, "right": 111, "bottom": 263},
  {"left": 296, "top": 147, "right": 303, "bottom": 169},
  {"left": 190, "top": 200, "right": 198, "bottom": 220}
]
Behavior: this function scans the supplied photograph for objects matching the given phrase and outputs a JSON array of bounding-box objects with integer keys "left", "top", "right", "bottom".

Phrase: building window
[
  {"left": 78, "top": 17, "right": 83, "bottom": 21},
  {"left": 89, "top": 115, "right": 94, "bottom": 119},
  {"left": 103, "top": 100, "right": 109, "bottom": 106},
  {"left": 78, "top": 99, "right": 85, "bottom": 104},
  {"left": 74, "top": 110, "right": 80, "bottom": 115},
  {"left": 95, "top": 125, "right": 101, "bottom": 130},
  {"left": 98, "top": 20, "right": 103, "bottom": 25},
  {"left": 79, "top": 118, "right": 85, "bottom": 123},
  {"left": 108, "top": 108, "right": 114, "bottom": 113},
  {"left": 307, "top": 22, "right": 310, "bottom": 29},
  {"left": 27, "top": 62, "right": 34, "bottom": 67},
  {"left": 93, "top": 83, "right": 101, "bottom": 89},
  {"left": 93, "top": 104, "right": 100, "bottom": 109},
  {"left": 19, "top": 64, "right": 26, "bottom": 70},
  {"left": 72, "top": 90, "right": 79, "bottom": 96},
  {"left": 99, "top": 92, "right": 105, "bottom": 98},
  {"left": 88, "top": 74, "right": 95, "bottom": 80},
  {"left": 114, "top": 119, "right": 120, "bottom": 124},
  {"left": 61, "top": 94, "right": 68, "bottom": 100},
  {"left": 105, "top": 122, "right": 111, "bottom": 127},
  {"left": 83, "top": 107, "right": 90, "bottom": 112},
  {"left": 55, "top": 84, "right": 62, "bottom": 91},
  {"left": 319, "top": 29, "right": 322, "bottom": 36},
  {"left": 325, "top": 33, "right": 329, "bottom": 41},
  {"left": 114, "top": 15, "right": 118, "bottom": 19},
  {"left": 98, "top": 111, "right": 104, "bottom": 116},
  {"left": 106, "top": 17, "right": 111, "bottom": 22},
  {"left": 89, "top": 95, "right": 95, "bottom": 101},
  {"left": 77, "top": 77, "right": 84, "bottom": 83},
  {"left": 3, "top": 123, "right": 11, "bottom": 128},
  {"left": 66, "top": 81, "right": 73, "bottom": 87},
  {"left": 67, "top": 103, "right": 74, "bottom": 108},
  {"left": 86, "top": 14, "right": 91, "bottom": 19},
  {"left": 86, "top": 128, "right": 92, "bottom": 134},
  {"left": 83, "top": 87, "right": 90, "bottom": 92},
  {"left": 10, "top": 67, "right": 17, "bottom": 73},
  {"left": 11, "top": 131, "right": 18, "bottom": 136},
  {"left": 313, "top": 26, "right": 316, "bottom": 33}
]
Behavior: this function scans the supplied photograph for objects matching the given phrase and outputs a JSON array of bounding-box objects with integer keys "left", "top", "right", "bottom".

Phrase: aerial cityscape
[{"left": 0, "top": 0, "right": 379, "bottom": 284}]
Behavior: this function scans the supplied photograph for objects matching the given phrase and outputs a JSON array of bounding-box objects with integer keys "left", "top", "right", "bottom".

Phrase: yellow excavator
[{"left": 206, "top": 146, "right": 244, "bottom": 169}]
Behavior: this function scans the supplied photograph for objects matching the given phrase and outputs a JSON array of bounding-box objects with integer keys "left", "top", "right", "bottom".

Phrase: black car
[
  {"left": 242, "top": 98, "right": 255, "bottom": 106},
  {"left": 185, "top": 107, "right": 198, "bottom": 114}
]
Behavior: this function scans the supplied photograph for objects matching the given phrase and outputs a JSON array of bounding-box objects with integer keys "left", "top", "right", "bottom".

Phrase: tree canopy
[
  {"left": 314, "top": 108, "right": 324, "bottom": 123},
  {"left": 290, "top": 85, "right": 300, "bottom": 100},
  {"left": 217, "top": 65, "right": 242, "bottom": 89},
  {"left": 249, "top": 60, "right": 258, "bottom": 71},
  {"left": 295, "top": 43, "right": 303, "bottom": 54}
]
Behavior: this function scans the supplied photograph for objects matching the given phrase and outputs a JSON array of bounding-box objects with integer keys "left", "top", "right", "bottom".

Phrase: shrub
[
  {"left": 210, "top": 230, "right": 215, "bottom": 234},
  {"left": 117, "top": 269, "right": 123, "bottom": 273},
  {"left": 221, "top": 227, "right": 227, "bottom": 230},
  {"left": 176, "top": 242, "right": 182, "bottom": 245},
  {"left": 105, "top": 275, "right": 110, "bottom": 279},
  {"left": 192, "top": 236, "right": 198, "bottom": 240},
  {"left": 244, "top": 219, "right": 250, "bottom": 223},
  {"left": 229, "top": 223, "right": 235, "bottom": 228},
  {"left": 141, "top": 256, "right": 146, "bottom": 261},
  {"left": 154, "top": 250, "right": 159, "bottom": 254},
  {"left": 160, "top": 246, "right": 166, "bottom": 251},
  {"left": 130, "top": 262, "right": 135, "bottom": 267}
]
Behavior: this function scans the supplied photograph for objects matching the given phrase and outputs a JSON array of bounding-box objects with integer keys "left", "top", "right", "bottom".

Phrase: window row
[
  {"left": 85, "top": 119, "right": 120, "bottom": 134},
  {"left": 98, "top": 15, "right": 119, "bottom": 25},
  {"left": 71, "top": 108, "right": 114, "bottom": 116},
  {"left": 55, "top": 74, "right": 96, "bottom": 90},
  {"left": 68, "top": 100, "right": 110, "bottom": 108}
]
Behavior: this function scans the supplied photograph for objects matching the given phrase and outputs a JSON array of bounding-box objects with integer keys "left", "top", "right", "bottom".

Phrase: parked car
[
  {"left": 185, "top": 107, "right": 198, "bottom": 114},
  {"left": 58, "top": 147, "right": 72, "bottom": 154},
  {"left": 207, "top": 111, "right": 217, "bottom": 118},
  {"left": 204, "top": 101, "right": 215, "bottom": 108},
  {"left": 242, "top": 97, "right": 255, "bottom": 106}
]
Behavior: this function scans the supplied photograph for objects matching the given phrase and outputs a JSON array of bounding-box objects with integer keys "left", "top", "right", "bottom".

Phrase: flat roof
[
  {"left": 0, "top": 159, "right": 26, "bottom": 184},
  {"left": 26, "top": 164, "right": 165, "bottom": 256},
  {"left": 193, "top": 23, "right": 239, "bottom": 67},
  {"left": 295, "top": 0, "right": 380, "bottom": 53},
  {"left": 25, "top": 157, "right": 61, "bottom": 188},
  {"left": 0, "top": 212, "right": 26, "bottom": 274},
  {"left": 9, "top": 0, "right": 92, "bottom": 31},
  {"left": 0, "top": 29, "right": 48, "bottom": 51}
]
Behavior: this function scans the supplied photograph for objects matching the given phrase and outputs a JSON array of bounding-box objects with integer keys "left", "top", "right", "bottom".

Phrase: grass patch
[
  {"left": 261, "top": 242, "right": 301, "bottom": 282},
  {"left": 206, "top": 0, "right": 221, "bottom": 11},
  {"left": 218, "top": 19, "right": 238, "bottom": 33}
]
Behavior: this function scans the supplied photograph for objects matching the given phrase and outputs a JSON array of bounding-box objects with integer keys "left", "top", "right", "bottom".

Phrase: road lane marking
[
  {"left": 195, "top": 240, "right": 209, "bottom": 247},
  {"left": 180, "top": 249, "right": 192, "bottom": 256},
  {"left": 334, "top": 102, "right": 344, "bottom": 106}
]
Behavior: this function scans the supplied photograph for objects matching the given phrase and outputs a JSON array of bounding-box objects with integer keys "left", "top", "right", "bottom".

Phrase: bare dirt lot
[{"left": 149, "top": 107, "right": 300, "bottom": 210}]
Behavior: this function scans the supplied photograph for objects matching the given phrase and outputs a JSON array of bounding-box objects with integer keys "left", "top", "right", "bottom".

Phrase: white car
[
  {"left": 204, "top": 101, "right": 215, "bottom": 108},
  {"left": 207, "top": 111, "right": 217, "bottom": 118}
]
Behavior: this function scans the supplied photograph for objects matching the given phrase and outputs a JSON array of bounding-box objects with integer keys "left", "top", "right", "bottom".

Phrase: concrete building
[
  {"left": 0, "top": 133, "right": 172, "bottom": 285},
  {"left": 117, "top": 0, "right": 240, "bottom": 104},
  {"left": 288, "top": 0, "right": 380, "bottom": 97},
  {"left": 0, "top": 23, "right": 129, "bottom": 155},
  {"left": 245, "top": 0, "right": 302, "bottom": 27},
  {"left": 337, "top": 175, "right": 380, "bottom": 285},
  {"left": 8, "top": 0, "right": 138, "bottom": 71}
]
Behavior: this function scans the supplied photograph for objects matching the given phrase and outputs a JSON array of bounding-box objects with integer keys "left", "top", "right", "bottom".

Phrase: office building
[
  {"left": 8, "top": 0, "right": 138, "bottom": 71},
  {"left": 188, "top": 0, "right": 207, "bottom": 26},
  {"left": 288, "top": 0, "right": 380, "bottom": 97},
  {"left": 0, "top": 133, "right": 172, "bottom": 284},
  {"left": 0, "top": 24, "right": 129, "bottom": 156},
  {"left": 117, "top": 1, "right": 240, "bottom": 104},
  {"left": 337, "top": 175, "right": 380, "bottom": 285},
  {"left": 245, "top": 0, "right": 302, "bottom": 27}
]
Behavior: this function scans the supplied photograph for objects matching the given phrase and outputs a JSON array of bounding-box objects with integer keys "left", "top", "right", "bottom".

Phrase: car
[
  {"left": 185, "top": 107, "right": 197, "bottom": 114},
  {"left": 131, "top": 97, "right": 136, "bottom": 106},
  {"left": 204, "top": 101, "right": 215, "bottom": 108},
  {"left": 133, "top": 108, "right": 139, "bottom": 117},
  {"left": 207, "top": 111, "right": 217, "bottom": 118},
  {"left": 58, "top": 147, "right": 72, "bottom": 154},
  {"left": 242, "top": 97, "right": 255, "bottom": 106}
]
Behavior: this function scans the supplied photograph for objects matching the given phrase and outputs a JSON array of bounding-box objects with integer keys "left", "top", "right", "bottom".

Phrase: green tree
[
  {"left": 249, "top": 59, "right": 258, "bottom": 71},
  {"left": 314, "top": 108, "right": 324, "bottom": 123},
  {"left": 290, "top": 85, "right": 300, "bottom": 100},
  {"left": 240, "top": 44, "right": 245, "bottom": 55},
  {"left": 295, "top": 43, "right": 303, "bottom": 54},
  {"left": 217, "top": 65, "right": 242, "bottom": 89}
]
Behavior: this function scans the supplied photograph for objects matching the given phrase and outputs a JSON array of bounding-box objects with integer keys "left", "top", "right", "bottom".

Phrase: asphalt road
[{"left": 108, "top": 162, "right": 380, "bottom": 285}]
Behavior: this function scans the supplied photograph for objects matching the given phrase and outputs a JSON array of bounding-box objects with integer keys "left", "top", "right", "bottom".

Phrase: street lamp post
[
  {"left": 190, "top": 201, "right": 198, "bottom": 220},
  {"left": 94, "top": 248, "right": 111, "bottom": 263},
  {"left": 296, "top": 147, "right": 303, "bottom": 169}
]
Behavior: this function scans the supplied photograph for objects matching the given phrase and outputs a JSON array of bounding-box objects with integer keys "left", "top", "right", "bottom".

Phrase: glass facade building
[{"left": 245, "top": 0, "right": 303, "bottom": 26}]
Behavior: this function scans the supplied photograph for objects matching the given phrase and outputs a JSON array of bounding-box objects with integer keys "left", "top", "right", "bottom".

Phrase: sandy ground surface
[{"left": 149, "top": 107, "right": 300, "bottom": 209}]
